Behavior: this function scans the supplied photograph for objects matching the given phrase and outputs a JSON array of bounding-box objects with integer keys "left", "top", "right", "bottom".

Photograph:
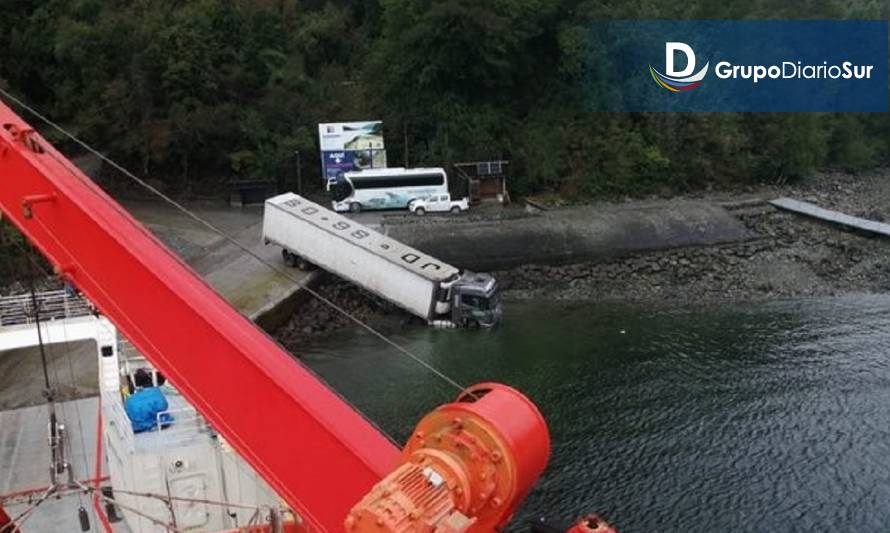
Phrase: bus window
[
  {"left": 330, "top": 176, "right": 353, "bottom": 202},
  {"left": 352, "top": 174, "right": 444, "bottom": 189}
]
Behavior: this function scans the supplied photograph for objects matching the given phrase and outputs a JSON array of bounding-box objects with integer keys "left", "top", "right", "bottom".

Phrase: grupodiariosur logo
[{"left": 649, "top": 42, "right": 709, "bottom": 92}]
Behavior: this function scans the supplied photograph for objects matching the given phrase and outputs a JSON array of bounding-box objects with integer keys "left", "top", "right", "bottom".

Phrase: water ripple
[{"left": 299, "top": 295, "right": 890, "bottom": 532}]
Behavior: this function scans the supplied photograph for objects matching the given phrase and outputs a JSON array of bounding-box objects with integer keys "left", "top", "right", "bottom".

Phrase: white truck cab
[{"left": 408, "top": 193, "right": 469, "bottom": 216}]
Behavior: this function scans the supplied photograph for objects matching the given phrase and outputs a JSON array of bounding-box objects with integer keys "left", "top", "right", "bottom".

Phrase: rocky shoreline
[
  {"left": 500, "top": 202, "right": 890, "bottom": 302},
  {"left": 274, "top": 277, "right": 424, "bottom": 349},
  {"left": 273, "top": 171, "right": 890, "bottom": 343}
]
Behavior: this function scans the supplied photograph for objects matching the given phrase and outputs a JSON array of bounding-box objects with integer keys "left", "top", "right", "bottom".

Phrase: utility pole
[
  {"left": 294, "top": 150, "right": 302, "bottom": 195},
  {"left": 403, "top": 121, "right": 409, "bottom": 167}
]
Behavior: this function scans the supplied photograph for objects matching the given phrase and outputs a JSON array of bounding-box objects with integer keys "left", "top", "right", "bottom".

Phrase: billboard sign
[{"left": 318, "top": 121, "right": 387, "bottom": 185}]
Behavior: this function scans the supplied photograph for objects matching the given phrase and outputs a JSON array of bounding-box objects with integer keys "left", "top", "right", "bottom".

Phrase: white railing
[
  {"left": 0, "top": 289, "right": 93, "bottom": 327},
  {"left": 107, "top": 396, "right": 214, "bottom": 451},
  {"left": 158, "top": 405, "right": 209, "bottom": 431},
  {"left": 135, "top": 404, "right": 213, "bottom": 449}
]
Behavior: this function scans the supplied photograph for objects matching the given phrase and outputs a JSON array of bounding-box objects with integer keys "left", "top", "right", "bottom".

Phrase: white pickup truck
[{"left": 408, "top": 194, "right": 469, "bottom": 216}]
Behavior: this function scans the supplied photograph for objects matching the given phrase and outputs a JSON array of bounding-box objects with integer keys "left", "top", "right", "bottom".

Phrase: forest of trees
[{"left": 1, "top": 0, "right": 888, "bottom": 201}]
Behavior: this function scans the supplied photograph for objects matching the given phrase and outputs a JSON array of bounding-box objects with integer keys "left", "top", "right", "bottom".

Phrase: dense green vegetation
[
  {"left": 0, "top": 0, "right": 888, "bottom": 200},
  {"left": 0, "top": 217, "right": 34, "bottom": 282}
]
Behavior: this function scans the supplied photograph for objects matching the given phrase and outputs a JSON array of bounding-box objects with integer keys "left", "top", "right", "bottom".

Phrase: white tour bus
[{"left": 329, "top": 167, "right": 448, "bottom": 212}]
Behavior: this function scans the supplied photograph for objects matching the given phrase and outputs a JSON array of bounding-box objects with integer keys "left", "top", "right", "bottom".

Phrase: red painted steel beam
[
  {"left": 0, "top": 101, "right": 399, "bottom": 531},
  {"left": 0, "top": 504, "right": 18, "bottom": 533},
  {"left": 92, "top": 398, "right": 113, "bottom": 533}
]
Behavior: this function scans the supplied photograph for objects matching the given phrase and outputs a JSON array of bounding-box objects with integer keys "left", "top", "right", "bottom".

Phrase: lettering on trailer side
[{"left": 274, "top": 195, "right": 452, "bottom": 277}]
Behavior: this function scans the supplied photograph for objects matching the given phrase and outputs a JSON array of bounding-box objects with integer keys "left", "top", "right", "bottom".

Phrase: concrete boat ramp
[{"left": 123, "top": 201, "right": 315, "bottom": 327}]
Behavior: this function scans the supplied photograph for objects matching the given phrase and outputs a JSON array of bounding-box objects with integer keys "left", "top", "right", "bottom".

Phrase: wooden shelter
[{"left": 453, "top": 160, "right": 510, "bottom": 204}]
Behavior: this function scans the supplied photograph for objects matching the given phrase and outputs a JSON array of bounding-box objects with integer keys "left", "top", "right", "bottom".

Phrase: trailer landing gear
[{"left": 282, "top": 250, "right": 314, "bottom": 271}]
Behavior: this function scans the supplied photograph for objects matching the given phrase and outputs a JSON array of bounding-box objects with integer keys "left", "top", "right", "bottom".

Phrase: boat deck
[{"left": 0, "top": 397, "right": 131, "bottom": 532}]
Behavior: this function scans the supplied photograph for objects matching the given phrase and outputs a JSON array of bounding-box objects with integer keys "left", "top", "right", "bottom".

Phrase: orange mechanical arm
[{"left": 347, "top": 384, "right": 550, "bottom": 532}]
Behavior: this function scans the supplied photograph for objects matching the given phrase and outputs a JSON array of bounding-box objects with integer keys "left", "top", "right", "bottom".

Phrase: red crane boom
[{"left": 0, "top": 101, "right": 399, "bottom": 531}]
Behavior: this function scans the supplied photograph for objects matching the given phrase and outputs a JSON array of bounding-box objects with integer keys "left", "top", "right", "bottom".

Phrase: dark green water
[{"left": 299, "top": 295, "right": 890, "bottom": 532}]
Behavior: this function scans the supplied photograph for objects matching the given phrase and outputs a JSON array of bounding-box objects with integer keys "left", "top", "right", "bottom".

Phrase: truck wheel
[
  {"left": 281, "top": 249, "right": 297, "bottom": 267},
  {"left": 349, "top": 202, "right": 362, "bottom": 213},
  {"left": 296, "top": 257, "right": 314, "bottom": 271},
  {"left": 415, "top": 207, "right": 426, "bottom": 216},
  {"left": 450, "top": 206, "right": 461, "bottom": 214}
]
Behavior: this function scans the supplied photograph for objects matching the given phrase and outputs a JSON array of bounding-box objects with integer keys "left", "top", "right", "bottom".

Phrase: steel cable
[{"left": 0, "top": 87, "right": 470, "bottom": 397}]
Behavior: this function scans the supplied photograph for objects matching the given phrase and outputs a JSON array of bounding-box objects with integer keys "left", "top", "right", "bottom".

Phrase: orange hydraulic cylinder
[{"left": 345, "top": 383, "right": 551, "bottom": 532}]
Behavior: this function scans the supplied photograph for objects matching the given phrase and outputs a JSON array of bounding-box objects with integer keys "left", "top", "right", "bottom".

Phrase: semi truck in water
[{"left": 262, "top": 193, "right": 502, "bottom": 328}]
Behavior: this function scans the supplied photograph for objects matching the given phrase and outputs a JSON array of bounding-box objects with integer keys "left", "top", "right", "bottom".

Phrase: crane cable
[
  {"left": 0, "top": 87, "right": 472, "bottom": 397},
  {"left": 55, "top": 286, "right": 94, "bottom": 508},
  {"left": 22, "top": 246, "right": 89, "bottom": 510},
  {"left": 1, "top": 478, "right": 287, "bottom": 533},
  {"left": 0, "top": 487, "right": 53, "bottom": 533}
]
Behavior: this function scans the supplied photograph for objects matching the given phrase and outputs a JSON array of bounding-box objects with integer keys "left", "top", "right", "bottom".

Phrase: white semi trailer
[{"left": 262, "top": 193, "right": 502, "bottom": 328}]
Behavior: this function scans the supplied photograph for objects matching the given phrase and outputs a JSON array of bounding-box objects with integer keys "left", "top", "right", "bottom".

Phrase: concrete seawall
[{"left": 383, "top": 201, "right": 753, "bottom": 270}]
